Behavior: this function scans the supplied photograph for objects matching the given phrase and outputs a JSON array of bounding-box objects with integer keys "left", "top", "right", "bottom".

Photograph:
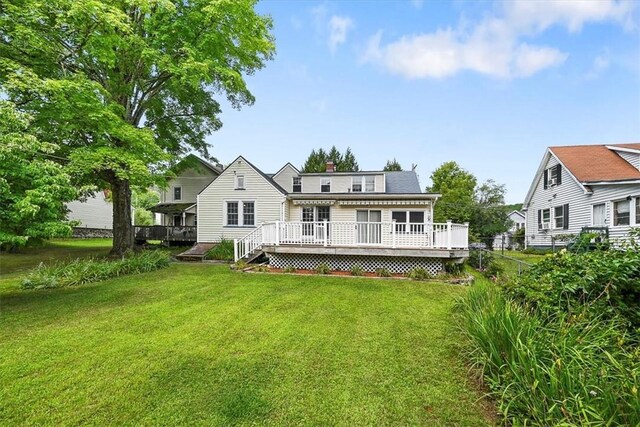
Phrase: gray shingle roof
[{"left": 384, "top": 171, "right": 422, "bottom": 194}]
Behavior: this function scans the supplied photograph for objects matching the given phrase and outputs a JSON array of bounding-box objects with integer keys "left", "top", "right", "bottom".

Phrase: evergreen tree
[{"left": 383, "top": 158, "right": 403, "bottom": 171}]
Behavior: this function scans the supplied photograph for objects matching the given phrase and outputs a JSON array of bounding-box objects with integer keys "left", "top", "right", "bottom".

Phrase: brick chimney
[{"left": 326, "top": 161, "right": 335, "bottom": 173}]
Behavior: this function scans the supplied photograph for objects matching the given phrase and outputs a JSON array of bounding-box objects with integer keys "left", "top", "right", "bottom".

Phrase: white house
[
  {"left": 523, "top": 143, "right": 640, "bottom": 249},
  {"left": 197, "top": 156, "right": 469, "bottom": 274},
  {"left": 492, "top": 210, "right": 525, "bottom": 250},
  {"left": 66, "top": 191, "right": 113, "bottom": 231}
]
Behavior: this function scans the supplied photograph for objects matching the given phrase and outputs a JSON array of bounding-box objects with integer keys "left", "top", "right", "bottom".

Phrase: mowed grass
[{"left": 0, "top": 262, "right": 493, "bottom": 426}]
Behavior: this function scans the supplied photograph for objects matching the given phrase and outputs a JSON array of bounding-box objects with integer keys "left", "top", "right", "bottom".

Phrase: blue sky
[{"left": 208, "top": 0, "right": 640, "bottom": 203}]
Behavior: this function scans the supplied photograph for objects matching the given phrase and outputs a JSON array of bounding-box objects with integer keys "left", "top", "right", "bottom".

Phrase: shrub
[
  {"left": 21, "top": 250, "right": 171, "bottom": 290},
  {"left": 406, "top": 267, "right": 431, "bottom": 281},
  {"left": 375, "top": 268, "right": 391, "bottom": 277},
  {"left": 444, "top": 262, "right": 464, "bottom": 275},
  {"left": 468, "top": 250, "right": 504, "bottom": 279},
  {"left": 204, "top": 239, "right": 234, "bottom": 261},
  {"left": 233, "top": 260, "right": 248, "bottom": 270},
  {"left": 350, "top": 265, "right": 364, "bottom": 276},
  {"left": 283, "top": 266, "right": 296, "bottom": 273},
  {"left": 253, "top": 264, "right": 269, "bottom": 272},
  {"left": 456, "top": 281, "right": 640, "bottom": 426},
  {"left": 315, "top": 263, "right": 331, "bottom": 275}
]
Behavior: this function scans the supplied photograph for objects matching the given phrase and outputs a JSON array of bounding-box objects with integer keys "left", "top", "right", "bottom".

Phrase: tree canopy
[
  {"left": 0, "top": 0, "right": 275, "bottom": 254},
  {"left": 383, "top": 158, "right": 403, "bottom": 171},
  {"left": 0, "top": 102, "right": 78, "bottom": 250},
  {"left": 426, "top": 161, "right": 510, "bottom": 245},
  {"left": 301, "top": 146, "right": 360, "bottom": 172}
]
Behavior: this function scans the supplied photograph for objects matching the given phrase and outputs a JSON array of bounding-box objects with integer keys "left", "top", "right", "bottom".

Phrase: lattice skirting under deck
[{"left": 267, "top": 253, "right": 444, "bottom": 275}]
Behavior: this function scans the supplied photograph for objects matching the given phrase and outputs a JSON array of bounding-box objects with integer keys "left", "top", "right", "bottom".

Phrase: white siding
[
  {"left": 286, "top": 201, "right": 433, "bottom": 223},
  {"left": 272, "top": 164, "right": 299, "bottom": 193},
  {"left": 197, "top": 157, "right": 286, "bottom": 242},
  {"left": 160, "top": 166, "right": 217, "bottom": 204},
  {"left": 618, "top": 151, "right": 640, "bottom": 170},
  {"left": 525, "top": 153, "right": 640, "bottom": 247},
  {"left": 298, "top": 174, "right": 385, "bottom": 193},
  {"left": 66, "top": 193, "right": 113, "bottom": 229}
]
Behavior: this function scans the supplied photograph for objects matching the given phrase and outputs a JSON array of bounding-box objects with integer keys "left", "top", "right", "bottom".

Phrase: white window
[
  {"left": 321, "top": 178, "right": 331, "bottom": 193},
  {"left": 235, "top": 174, "right": 245, "bottom": 190},
  {"left": 636, "top": 198, "right": 640, "bottom": 225},
  {"left": 351, "top": 176, "right": 362, "bottom": 192},
  {"left": 592, "top": 203, "right": 606, "bottom": 226},
  {"left": 365, "top": 176, "right": 375, "bottom": 192},
  {"left": 392, "top": 210, "right": 425, "bottom": 233},
  {"left": 173, "top": 186, "right": 182, "bottom": 201},
  {"left": 613, "top": 200, "right": 630, "bottom": 226},
  {"left": 554, "top": 206, "right": 564, "bottom": 229},
  {"left": 292, "top": 177, "right": 302, "bottom": 193},
  {"left": 225, "top": 201, "right": 255, "bottom": 227},
  {"left": 538, "top": 208, "right": 550, "bottom": 229}
]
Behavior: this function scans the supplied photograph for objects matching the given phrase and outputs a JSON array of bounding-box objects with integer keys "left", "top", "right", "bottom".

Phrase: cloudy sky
[{"left": 208, "top": 0, "right": 640, "bottom": 203}]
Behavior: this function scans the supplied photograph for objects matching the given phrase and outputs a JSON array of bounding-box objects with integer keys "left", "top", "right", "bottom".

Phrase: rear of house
[
  {"left": 523, "top": 143, "right": 640, "bottom": 249},
  {"left": 197, "top": 156, "right": 469, "bottom": 274}
]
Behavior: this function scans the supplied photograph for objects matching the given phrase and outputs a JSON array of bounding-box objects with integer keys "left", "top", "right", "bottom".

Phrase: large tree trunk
[{"left": 110, "top": 177, "right": 134, "bottom": 256}]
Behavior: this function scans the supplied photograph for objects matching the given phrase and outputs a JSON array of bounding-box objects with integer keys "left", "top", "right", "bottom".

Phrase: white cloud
[
  {"left": 362, "top": 0, "right": 634, "bottom": 79},
  {"left": 585, "top": 51, "right": 611, "bottom": 80},
  {"left": 328, "top": 15, "right": 353, "bottom": 53}
]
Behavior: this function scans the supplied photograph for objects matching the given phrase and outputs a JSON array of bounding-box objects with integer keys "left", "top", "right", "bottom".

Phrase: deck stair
[{"left": 176, "top": 242, "right": 216, "bottom": 262}]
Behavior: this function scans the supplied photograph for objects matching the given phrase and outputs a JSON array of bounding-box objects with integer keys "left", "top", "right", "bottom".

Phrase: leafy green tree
[
  {"left": 301, "top": 146, "right": 359, "bottom": 172},
  {"left": 0, "top": 102, "right": 77, "bottom": 250},
  {"left": 133, "top": 189, "right": 159, "bottom": 226},
  {"left": 426, "top": 161, "right": 477, "bottom": 224},
  {"left": 383, "top": 158, "right": 403, "bottom": 171},
  {"left": 0, "top": 0, "right": 275, "bottom": 255},
  {"left": 472, "top": 180, "right": 511, "bottom": 248}
]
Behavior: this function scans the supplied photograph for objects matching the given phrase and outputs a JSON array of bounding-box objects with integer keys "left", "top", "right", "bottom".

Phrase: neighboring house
[
  {"left": 150, "top": 155, "right": 221, "bottom": 227},
  {"left": 523, "top": 143, "right": 640, "bottom": 249},
  {"left": 66, "top": 191, "right": 113, "bottom": 234},
  {"left": 197, "top": 156, "right": 469, "bottom": 274},
  {"left": 492, "top": 210, "right": 525, "bottom": 250}
]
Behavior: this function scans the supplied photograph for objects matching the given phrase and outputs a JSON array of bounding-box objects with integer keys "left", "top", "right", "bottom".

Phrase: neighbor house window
[
  {"left": 321, "top": 178, "right": 331, "bottom": 193},
  {"left": 538, "top": 208, "right": 551, "bottom": 229},
  {"left": 544, "top": 164, "right": 562, "bottom": 188},
  {"left": 392, "top": 210, "right": 425, "bottom": 233},
  {"left": 351, "top": 176, "right": 362, "bottom": 192},
  {"left": 173, "top": 186, "right": 182, "bottom": 201},
  {"left": 636, "top": 198, "right": 640, "bottom": 225},
  {"left": 243, "top": 202, "right": 255, "bottom": 226},
  {"left": 614, "top": 200, "right": 630, "bottom": 226},
  {"left": 554, "top": 206, "right": 564, "bottom": 229},
  {"left": 365, "top": 176, "right": 375, "bottom": 192},
  {"left": 235, "top": 174, "right": 245, "bottom": 189},
  {"left": 225, "top": 201, "right": 255, "bottom": 227},
  {"left": 592, "top": 203, "right": 606, "bottom": 226},
  {"left": 292, "top": 177, "right": 302, "bottom": 193}
]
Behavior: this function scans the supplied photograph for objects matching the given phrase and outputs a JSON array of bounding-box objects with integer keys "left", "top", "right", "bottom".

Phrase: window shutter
[
  {"left": 538, "top": 210, "right": 542, "bottom": 229},
  {"left": 563, "top": 204, "right": 569, "bottom": 230},
  {"left": 556, "top": 165, "right": 562, "bottom": 185},
  {"left": 543, "top": 169, "right": 548, "bottom": 189}
]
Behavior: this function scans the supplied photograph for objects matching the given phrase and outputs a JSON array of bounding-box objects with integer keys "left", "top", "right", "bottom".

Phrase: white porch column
[
  {"left": 323, "top": 219, "right": 328, "bottom": 247},
  {"left": 391, "top": 220, "right": 396, "bottom": 248},
  {"left": 446, "top": 220, "right": 452, "bottom": 250},
  {"left": 182, "top": 211, "right": 186, "bottom": 226},
  {"left": 275, "top": 220, "right": 280, "bottom": 246}
]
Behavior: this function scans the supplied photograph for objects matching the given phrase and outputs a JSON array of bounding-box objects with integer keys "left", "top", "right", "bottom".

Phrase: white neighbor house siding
[
  {"left": 617, "top": 151, "right": 640, "bottom": 170},
  {"left": 525, "top": 154, "right": 640, "bottom": 247},
  {"left": 197, "top": 157, "right": 286, "bottom": 242},
  {"left": 66, "top": 193, "right": 113, "bottom": 229},
  {"left": 160, "top": 166, "right": 217, "bottom": 204}
]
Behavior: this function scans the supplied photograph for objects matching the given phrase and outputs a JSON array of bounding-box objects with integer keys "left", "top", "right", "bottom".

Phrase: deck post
[
  {"left": 233, "top": 239, "right": 238, "bottom": 262},
  {"left": 275, "top": 221, "right": 280, "bottom": 246},
  {"left": 446, "top": 220, "right": 452, "bottom": 250},
  {"left": 323, "top": 219, "right": 328, "bottom": 247},
  {"left": 392, "top": 220, "right": 396, "bottom": 248}
]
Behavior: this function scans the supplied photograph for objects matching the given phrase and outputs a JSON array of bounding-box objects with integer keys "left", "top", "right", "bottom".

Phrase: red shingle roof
[{"left": 549, "top": 143, "right": 640, "bottom": 183}]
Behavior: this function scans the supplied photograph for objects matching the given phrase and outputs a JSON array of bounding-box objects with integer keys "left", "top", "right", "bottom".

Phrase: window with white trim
[
  {"left": 392, "top": 210, "right": 425, "bottom": 233},
  {"left": 554, "top": 206, "right": 564, "bottom": 229},
  {"left": 636, "top": 198, "right": 640, "bottom": 225},
  {"left": 173, "top": 186, "right": 182, "bottom": 201},
  {"left": 351, "top": 176, "right": 376, "bottom": 192},
  {"left": 614, "top": 200, "right": 630, "bottom": 226},
  {"left": 351, "top": 176, "right": 362, "bottom": 192},
  {"left": 592, "top": 203, "right": 606, "bottom": 226},
  {"left": 538, "top": 208, "right": 550, "bottom": 229},
  {"left": 321, "top": 178, "right": 331, "bottom": 193},
  {"left": 365, "top": 176, "right": 375, "bottom": 192},
  {"left": 225, "top": 200, "right": 256, "bottom": 227},
  {"left": 235, "top": 174, "right": 245, "bottom": 190},
  {"left": 292, "top": 177, "right": 302, "bottom": 193}
]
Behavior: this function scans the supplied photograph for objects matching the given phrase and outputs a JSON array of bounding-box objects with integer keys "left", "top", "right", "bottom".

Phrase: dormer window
[
  {"left": 365, "top": 176, "right": 375, "bottom": 192},
  {"left": 292, "top": 177, "right": 302, "bottom": 193},
  {"left": 173, "top": 186, "right": 182, "bottom": 201},
  {"left": 235, "top": 174, "right": 245, "bottom": 190},
  {"left": 352, "top": 176, "right": 375, "bottom": 192},
  {"left": 544, "top": 164, "right": 562, "bottom": 188},
  {"left": 321, "top": 178, "right": 331, "bottom": 193},
  {"left": 351, "top": 176, "right": 362, "bottom": 192}
]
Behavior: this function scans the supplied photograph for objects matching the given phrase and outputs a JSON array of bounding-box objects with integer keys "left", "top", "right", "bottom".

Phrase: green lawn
[{"left": 0, "top": 259, "right": 493, "bottom": 425}]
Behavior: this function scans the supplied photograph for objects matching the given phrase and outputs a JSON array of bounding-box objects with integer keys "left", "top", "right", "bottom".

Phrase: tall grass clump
[
  {"left": 21, "top": 250, "right": 171, "bottom": 290},
  {"left": 204, "top": 239, "right": 234, "bottom": 261},
  {"left": 456, "top": 280, "right": 640, "bottom": 425}
]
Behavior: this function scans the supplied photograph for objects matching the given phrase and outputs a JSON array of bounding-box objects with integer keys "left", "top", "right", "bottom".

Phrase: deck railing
[
  {"left": 234, "top": 220, "right": 468, "bottom": 261},
  {"left": 134, "top": 225, "right": 197, "bottom": 242}
]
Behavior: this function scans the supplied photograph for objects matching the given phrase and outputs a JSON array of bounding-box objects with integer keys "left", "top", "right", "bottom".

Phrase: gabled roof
[
  {"left": 272, "top": 162, "right": 300, "bottom": 179},
  {"left": 508, "top": 210, "right": 525, "bottom": 219},
  {"left": 171, "top": 154, "right": 222, "bottom": 176},
  {"left": 210, "top": 156, "right": 287, "bottom": 196},
  {"left": 549, "top": 144, "right": 640, "bottom": 183},
  {"left": 384, "top": 171, "right": 422, "bottom": 193}
]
